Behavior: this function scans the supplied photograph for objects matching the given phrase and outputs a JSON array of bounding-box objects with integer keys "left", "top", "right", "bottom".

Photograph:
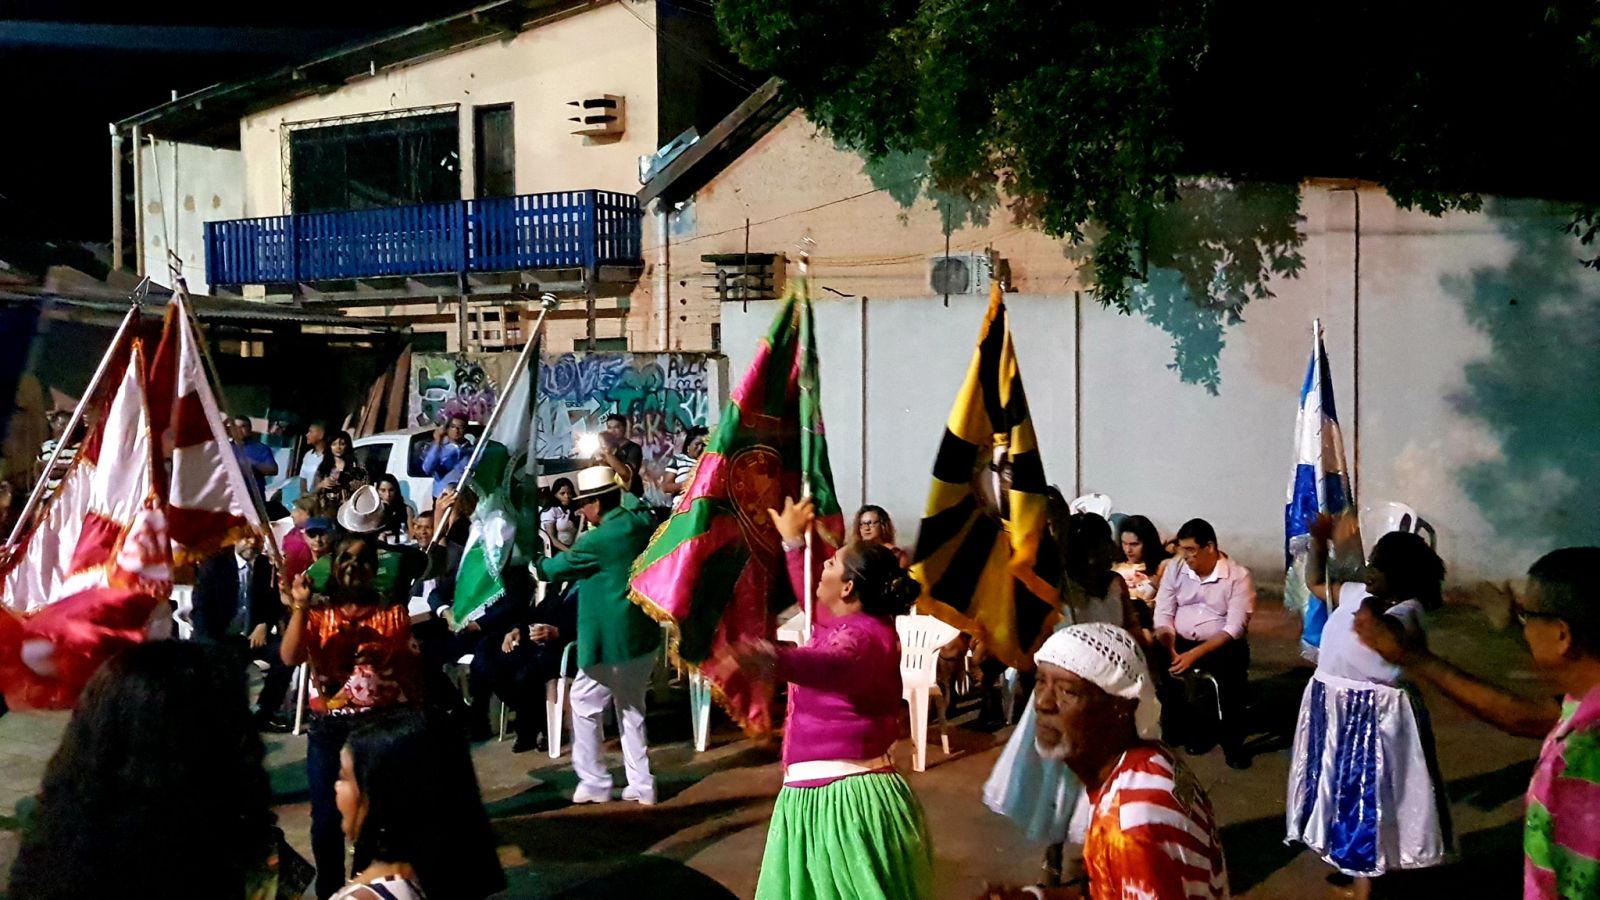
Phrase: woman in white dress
[{"left": 1285, "top": 516, "right": 1453, "bottom": 899}]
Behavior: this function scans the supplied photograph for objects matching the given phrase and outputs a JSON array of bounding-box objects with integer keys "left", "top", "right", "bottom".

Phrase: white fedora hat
[
  {"left": 336, "top": 485, "right": 386, "bottom": 534},
  {"left": 571, "top": 465, "right": 622, "bottom": 503}
]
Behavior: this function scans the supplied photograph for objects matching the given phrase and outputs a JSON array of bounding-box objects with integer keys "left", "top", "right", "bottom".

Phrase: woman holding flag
[{"left": 732, "top": 496, "right": 933, "bottom": 900}]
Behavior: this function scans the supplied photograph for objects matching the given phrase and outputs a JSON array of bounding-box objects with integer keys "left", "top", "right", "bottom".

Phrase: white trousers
[{"left": 570, "top": 652, "right": 655, "bottom": 793}]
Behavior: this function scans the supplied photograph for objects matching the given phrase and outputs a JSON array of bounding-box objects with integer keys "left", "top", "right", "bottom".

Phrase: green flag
[
  {"left": 629, "top": 279, "right": 844, "bottom": 734},
  {"left": 451, "top": 356, "right": 534, "bottom": 629}
]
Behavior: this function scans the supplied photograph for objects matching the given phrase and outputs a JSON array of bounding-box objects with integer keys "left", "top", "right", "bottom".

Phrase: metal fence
[{"left": 205, "top": 189, "right": 643, "bottom": 286}]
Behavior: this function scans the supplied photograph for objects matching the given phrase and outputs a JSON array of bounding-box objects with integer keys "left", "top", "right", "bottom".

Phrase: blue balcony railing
[{"left": 204, "top": 189, "right": 643, "bottom": 287}]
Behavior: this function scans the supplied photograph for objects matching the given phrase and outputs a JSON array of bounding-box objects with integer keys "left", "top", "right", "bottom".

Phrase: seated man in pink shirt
[{"left": 1153, "top": 517, "right": 1257, "bottom": 769}]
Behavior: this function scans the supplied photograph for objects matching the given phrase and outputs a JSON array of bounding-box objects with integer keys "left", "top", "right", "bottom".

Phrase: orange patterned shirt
[
  {"left": 306, "top": 602, "right": 420, "bottom": 715},
  {"left": 1084, "top": 743, "right": 1229, "bottom": 899}
]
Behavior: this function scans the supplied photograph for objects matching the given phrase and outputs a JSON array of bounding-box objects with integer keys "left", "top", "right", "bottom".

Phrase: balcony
[{"left": 204, "top": 190, "right": 643, "bottom": 299}]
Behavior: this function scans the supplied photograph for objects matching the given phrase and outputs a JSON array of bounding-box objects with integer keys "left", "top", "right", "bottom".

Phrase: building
[
  {"left": 112, "top": 0, "right": 750, "bottom": 353},
  {"left": 636, "top": 86, "right": 1600, "bottom": 588}
]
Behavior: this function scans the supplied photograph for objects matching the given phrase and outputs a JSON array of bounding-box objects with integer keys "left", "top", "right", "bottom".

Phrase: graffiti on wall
[
  {"left": 535, "top": 352, "right": 719, "bottom": 490},
  {"left": 410, "top": 354, "right": 501, "bottom": 428}
]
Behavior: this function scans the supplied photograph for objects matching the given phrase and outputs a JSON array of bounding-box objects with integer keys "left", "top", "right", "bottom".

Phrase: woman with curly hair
[
  {"left": 8, "top": 640, "right": 306, "bottom": 899},
  {"left": 282, "top": 533, "right": 422, "bottom": 898}
]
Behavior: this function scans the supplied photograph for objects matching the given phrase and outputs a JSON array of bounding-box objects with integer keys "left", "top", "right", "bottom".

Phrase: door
[{"left": 473, "top": 104, "right": 515, "bottom": 199}]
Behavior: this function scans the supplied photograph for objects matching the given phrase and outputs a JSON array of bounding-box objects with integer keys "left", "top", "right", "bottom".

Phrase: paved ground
[{"left": 0, "top": 598, "right": 1538, "bottom": 898}]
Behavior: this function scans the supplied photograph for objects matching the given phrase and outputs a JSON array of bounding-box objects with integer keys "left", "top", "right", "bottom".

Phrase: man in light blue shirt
[
  {"left": 421, "top": 415, "right": 471, "bottom": 497},
  {"left": 229, "top": 416, "right": 278, "bottom": 494}
]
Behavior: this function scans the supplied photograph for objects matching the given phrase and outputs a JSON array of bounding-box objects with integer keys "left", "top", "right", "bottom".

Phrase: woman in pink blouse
[{"left": 734, "top": 497, "right": 934, "bottom": 900}]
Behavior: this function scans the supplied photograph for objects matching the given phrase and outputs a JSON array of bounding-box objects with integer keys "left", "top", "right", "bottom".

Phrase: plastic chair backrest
[
  {"left": 1366, "top": 501, "right": 1437, "bottom": 549},
  {"left": 1069, "top": 492, "right": 1114, "bottom": 520},
  {"left": 896, "top": 615, "right": 960, "bottom": 689}
]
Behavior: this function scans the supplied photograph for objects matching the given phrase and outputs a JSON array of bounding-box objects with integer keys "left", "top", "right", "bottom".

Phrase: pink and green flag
[{"left": 630, "top": 280, "right": 843, "bottom": 735}]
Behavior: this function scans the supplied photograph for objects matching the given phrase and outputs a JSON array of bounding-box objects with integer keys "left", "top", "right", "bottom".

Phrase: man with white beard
[{"left": 982, "top": 624, "right": 1230, "bottom": 899}]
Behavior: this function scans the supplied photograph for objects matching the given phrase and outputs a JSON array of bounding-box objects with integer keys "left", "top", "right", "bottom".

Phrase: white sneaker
[
  {"left": 622, "top": 785, "right": 657, "bottom": 806},
  {"left": 572, "top": 784, "right": 613, "bottom": 804}
]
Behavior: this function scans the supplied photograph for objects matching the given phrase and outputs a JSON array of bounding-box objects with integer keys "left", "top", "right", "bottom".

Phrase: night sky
[{"left": 0, "top": 2, "right": 461, "bottom": 243}]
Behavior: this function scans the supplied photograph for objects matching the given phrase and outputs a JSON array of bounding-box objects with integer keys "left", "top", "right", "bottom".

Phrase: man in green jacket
[{"left": 533, "top": 465, "right": 661, "bottom": 805}]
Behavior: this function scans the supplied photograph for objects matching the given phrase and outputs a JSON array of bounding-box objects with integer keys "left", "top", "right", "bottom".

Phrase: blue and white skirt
[{"left": 1285, "top": 671, "right": 1454, "bottom": 877}]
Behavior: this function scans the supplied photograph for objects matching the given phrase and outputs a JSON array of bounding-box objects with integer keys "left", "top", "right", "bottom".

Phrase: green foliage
[
  {"left": 717, "top": 0, "right": 1216, "bottom": 312},
  {"left": 715, "top": 0, "right": 1600, "bottom": 354}
]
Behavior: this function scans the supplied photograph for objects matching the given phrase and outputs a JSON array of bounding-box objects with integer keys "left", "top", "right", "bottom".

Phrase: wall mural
[
  {"left": 535, "top": 352, "right": 720, "bottom": 491},
  {"left": 410, "top": 354, "right": 503, "bottom": 428}
]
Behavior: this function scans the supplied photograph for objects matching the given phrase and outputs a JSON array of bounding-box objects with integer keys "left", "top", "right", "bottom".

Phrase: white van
[{"left": 351, "top": 428, "right": 586, "bottom": 512}]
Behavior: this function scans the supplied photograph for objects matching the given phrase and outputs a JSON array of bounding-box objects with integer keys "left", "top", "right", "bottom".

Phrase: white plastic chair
[
  {"left": 1069, "top": 492, "right": 1114, "bottom": 520},
  {"left": 170, "top": 584, "right": 194, "bottom": 641},
  {"left": 544, "top": 642, "right": 577, "bottom": 758},
  {"left": 689, "top": 669, "right": 712, "bottom": 753},
  {"left": 1365, "top": 501, "right": 1437, "bottom": 549},
  {"left": 1001, "top": 666, "right": 1022, "bottom": 726},
  {"left": 897, "top": 615, "right": 962, "bottom": 772},
  {"left": 292, "top": 662, "right": 312, "bottom": 735}
]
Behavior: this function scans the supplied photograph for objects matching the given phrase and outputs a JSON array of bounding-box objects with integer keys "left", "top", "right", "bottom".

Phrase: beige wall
[
  {"left": 689, "top": 112, "right": 1600, "bottom": 586},
  {"left": 238, "top": 0, "right": 658, "bottom": 218},
  {"left": 137, "top": 139, "right": 244, "bottom": 294}
]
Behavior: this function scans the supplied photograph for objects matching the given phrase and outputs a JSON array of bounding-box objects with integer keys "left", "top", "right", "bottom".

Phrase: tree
[{"left": 715, "top": 0, "right": 1600, "bottom": 380}]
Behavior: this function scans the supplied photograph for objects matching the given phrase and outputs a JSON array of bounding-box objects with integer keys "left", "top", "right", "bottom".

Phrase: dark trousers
[
  {"left": 1167, "top": 635, "right": 1250, "bottom": 755},
  {"left": 216, "top": 635, "right": 293, "bottom": 718},
  {"left": 488, "top": 640, "right": 566, "bottom": 734},
  {"left": 307, "top": 715, "right": 354, "bottom": 899}
]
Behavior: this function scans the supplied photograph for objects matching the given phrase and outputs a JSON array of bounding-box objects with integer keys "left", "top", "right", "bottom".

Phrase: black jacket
[{"left": 190, "top": 551, "right": 280, "bottom": 641}]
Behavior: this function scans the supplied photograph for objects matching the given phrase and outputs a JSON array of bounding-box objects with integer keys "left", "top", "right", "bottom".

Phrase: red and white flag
[
  {"left": 148, "top": 299, "right": 270, "bottom": 567},
  {"left": 0, "top": 342, "right": 172, "bottom": 707}
]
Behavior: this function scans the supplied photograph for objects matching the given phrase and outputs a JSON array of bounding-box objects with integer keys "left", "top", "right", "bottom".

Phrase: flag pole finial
[{"left": 795, "top": 233, "right": 816, "bottom": 278}]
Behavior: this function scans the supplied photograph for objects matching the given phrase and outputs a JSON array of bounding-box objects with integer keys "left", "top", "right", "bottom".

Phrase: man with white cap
[
  {"left": 984, "top": 623, "right": 1228, "bottom": 900},
  {"left": 532, "top": 465, "right": 661, "bottom": 805}
]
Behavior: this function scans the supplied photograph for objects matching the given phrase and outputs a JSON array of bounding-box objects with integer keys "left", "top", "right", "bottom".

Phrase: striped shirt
[
  {"left": 1085, "top": 743, "right": 1229, "bottom": 899},
  {"left": 1525, "top": 685, "right": 1600, "bottom": 899}
]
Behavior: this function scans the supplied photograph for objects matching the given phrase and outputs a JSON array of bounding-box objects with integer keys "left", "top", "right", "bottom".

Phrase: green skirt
[{"left": 756, "top": 771, "right": 935, "bottom": 900}]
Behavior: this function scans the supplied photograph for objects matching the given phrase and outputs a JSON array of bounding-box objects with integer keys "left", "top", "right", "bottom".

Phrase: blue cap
[{"left": 304, "top": 517, "right": 333, "bottom": 535}]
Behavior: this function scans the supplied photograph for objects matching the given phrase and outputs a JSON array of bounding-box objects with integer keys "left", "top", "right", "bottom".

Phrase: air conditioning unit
[
  {"left": 929, "top": 253, "right": 994, "bottom": 295},
  {"left": 568, "top": 94, "right": 625, "bottom": 137}
]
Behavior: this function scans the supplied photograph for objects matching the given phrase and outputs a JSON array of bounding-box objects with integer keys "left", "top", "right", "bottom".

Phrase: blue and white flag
[{"left": 1284, "top": 322, "right": 1361, "bottom": 652}]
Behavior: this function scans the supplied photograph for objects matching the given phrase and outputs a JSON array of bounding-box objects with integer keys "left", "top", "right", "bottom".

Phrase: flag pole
[
  {"left": 797, "top": 239, "right": 816, "bottom": 644},
  {"left": 4, "top": 286, "right": 147, "bottom": 547},
  {"left": 427, "top": 293, "right": 559, "bottom": 551},
  {"left": 170, "top": 278, "right": 284, "bottom": 566}
]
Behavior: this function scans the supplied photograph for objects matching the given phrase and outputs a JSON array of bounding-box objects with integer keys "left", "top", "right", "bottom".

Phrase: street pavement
[{"left": 0, "top": 597, "right": 1536, "bottom": 898}]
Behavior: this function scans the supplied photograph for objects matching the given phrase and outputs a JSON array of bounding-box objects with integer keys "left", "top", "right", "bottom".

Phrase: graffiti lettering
[
  {"left": 411, "top": 354, "right": 501, "bottom": 428},
  {"left": 534, "top": 352, "right": 719, "bottom": 504}
]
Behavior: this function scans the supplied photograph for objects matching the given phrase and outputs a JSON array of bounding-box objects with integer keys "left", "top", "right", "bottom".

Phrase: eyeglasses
[{"left": 1516, "top": 606, "right": 1563, "bottom": 627}]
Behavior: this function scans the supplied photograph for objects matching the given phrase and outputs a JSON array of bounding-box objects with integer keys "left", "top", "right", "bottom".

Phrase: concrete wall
[
  {"left": 137, "top": 139, "right": 244, "bottom": 294},
  {"left": 237, "top": 0, "right": 658, "bottom": 217},
  {"left": 698, "top": 115, "right": 1600, "bottom": 586}
]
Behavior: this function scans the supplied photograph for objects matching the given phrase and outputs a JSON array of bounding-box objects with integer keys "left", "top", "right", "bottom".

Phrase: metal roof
[
  {"left": 1, "top": 289, "right": 402, "bottom": 331},
  {"left": 116, "top": 0, "right": 604, "bottom": 147},
  {"left": 638, "top": 78, "right": 795, "bottom": 206}
]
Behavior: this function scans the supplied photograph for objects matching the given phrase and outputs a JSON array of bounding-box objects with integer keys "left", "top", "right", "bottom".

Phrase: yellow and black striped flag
[{"left": 910, "top": 283, "right": 1062, "bottom": 670}]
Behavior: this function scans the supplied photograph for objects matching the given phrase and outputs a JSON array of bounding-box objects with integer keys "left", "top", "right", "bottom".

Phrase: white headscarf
[{"left": 1033, "top": 623, "right": 1162, "bottom": 740}]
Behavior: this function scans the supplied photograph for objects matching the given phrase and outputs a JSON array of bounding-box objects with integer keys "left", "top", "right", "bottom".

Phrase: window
[
  {"left": 474, "top": 105, "right": 516, "bottom": 199},
  {"left": 289, "top": 111, "right": 461, "bottom": 213},
  {"left": 354, "top": 441, "right": 392, "bottom": 479}
]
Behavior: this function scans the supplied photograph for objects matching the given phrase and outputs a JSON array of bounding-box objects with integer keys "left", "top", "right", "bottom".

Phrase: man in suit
[
  {"left": 190, "top": 536, "right": 293, "bottom": 732},
  {"left": 496, "top": 580, "right": 580, "bottom": 753},
  {"left": 534, "top": 466, "right": 661, "bottom": 805}
]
